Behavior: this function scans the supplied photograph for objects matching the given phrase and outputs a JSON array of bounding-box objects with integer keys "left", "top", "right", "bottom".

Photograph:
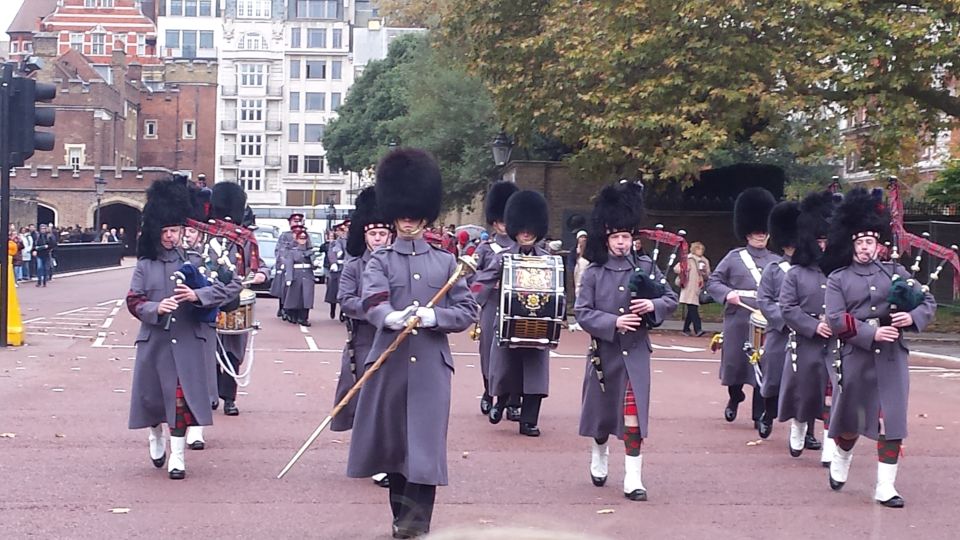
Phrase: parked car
[
  {"left": 309, "top": 232, "right": 326, "bottom": 284},
  {"left": 251, "top": 238, "right": 277, "bottom": 295}
]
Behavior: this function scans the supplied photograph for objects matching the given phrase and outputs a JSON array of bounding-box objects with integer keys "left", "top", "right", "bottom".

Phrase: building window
[
  {"left": 144, "top": 119, "right": 158, "bottom": 139},
  {"left": 199, "top": 0, "right": 212, "bottom": 16},
  {"left": 304, "top": 124, "right": 325, "bottom": 142},
  {"left": 304, "top": 155, "right": 324, "bottom": 174},
  {"left": 237, "top": 0, "right": 271, "bottom": 18},
  {"left": 92, "top": 33, "right": 106, "bottom": 55},
  {"left": 289, "top": 59, "right": 301, "bottom": 79},
  {"left": 305, "top": 92, "right": 325, "bottom": 111},
  {"left": 165, "top": 29, "right": 179, "bottom": 49},
  {"left": 307, "top": 28, "right": 326, "bottom": 48},
  {"left": 240, "top": 99, "right": 264, "bottom": 121},
  {"left": 240, "top": 135, "right": 263, "bottom": 157},
  {"left": 332, "top": 28, "right": 343, "bottom": 49},
  {"left": 88, "top": 0, "right": 114, "bottom": 6},
  {"left": 200, "top": 31, "right": 214, "bottom": 50},
  {"left": 306, "top": 60, "right": 326, "bottom": 79},
  {"left": 331, "top": 92, "right": 341, "bottom": 111},
  {"left": 65, "top": 145, "right": 85, "bottom": 171},
  {"left": 295, "top": 0, "right": 342, "bottom": 19},
  {"left": 288, "top": 155, "right": 299, "bottom": 174},
  {"left": 239, "top": 169, "right": 263, "bottom": 191},
  {"left": 170, "top": 0, "right": 183, "bottom": 14},
  {"left": 289, "top": 123, "right": 300, "bottom": 142},
  {"left": 183, "top": 0, "right": 198, "bottom": 16},
  {"left": 289, "top": 91, "right": 301, "bottom": 111},
  {"left": 69, "top": 33, "right": 84, "bottom": 51},
  {"left": 137, "top": 34, "right": 146, "bottom": 56},
  {"left": 239, "top": 64, "right": 265, "bottom": 86},
  {"left": 290, "top": 28, "right": 301, "bottom": 48},
  {"left": 240, "top": 32, "right": 265, "bottom": 50},
  {"left": 331, "top": 60, "right": 342, "bottom": 80},
  {"left": 286, "top": 189, "right": 340, "bottom": 206},
  {"left": 183, "top": 120, "right": 196, "bottom": 139}
]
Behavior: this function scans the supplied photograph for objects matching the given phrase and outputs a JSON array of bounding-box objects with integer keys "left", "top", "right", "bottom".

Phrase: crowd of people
[{"left": 7, "top": 222, "right": 130, "bottom": 287}]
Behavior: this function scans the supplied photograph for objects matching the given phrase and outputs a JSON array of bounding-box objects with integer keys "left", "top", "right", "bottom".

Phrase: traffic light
[{"left": 8, "top": 77, "right": 56, "bottom": 167}]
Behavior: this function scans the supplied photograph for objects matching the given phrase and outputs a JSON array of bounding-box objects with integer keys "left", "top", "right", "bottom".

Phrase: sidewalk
[{"left": 658, "top": 319, "right": 960, "bottom": 344}]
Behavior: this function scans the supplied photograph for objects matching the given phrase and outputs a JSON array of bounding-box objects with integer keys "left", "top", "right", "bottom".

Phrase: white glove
[
  {"left": 285, "top": 280, "right": 292, "bottom": 286},
  {"left": 568, "top": 322, "right": 582, "bottom": 332},
  {"left": 416, "top": 307, "right": 437, "bottom": 328},
  {"left": 331, "top": 263, "right": 339, "bottom": 272},
  {"left": 384, "top": 305, "right": 418, "bottom": 330}
]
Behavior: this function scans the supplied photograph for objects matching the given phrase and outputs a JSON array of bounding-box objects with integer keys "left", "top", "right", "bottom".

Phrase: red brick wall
[{"left": 138, "top": 84, "right": 217, "bottom": 176}]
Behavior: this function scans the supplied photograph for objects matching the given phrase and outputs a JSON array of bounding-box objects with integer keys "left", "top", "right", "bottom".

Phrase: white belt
[
  {"left": 733, "top": 290, "right": 757, "bottom": 298},
  {"left": 293, "top": 263, "right": 312, "bottom": 269}
]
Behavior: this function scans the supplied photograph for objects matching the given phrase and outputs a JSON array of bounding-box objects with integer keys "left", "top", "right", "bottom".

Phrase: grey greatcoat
[
  {"left": 778, "top": 264, "right": 833, "bottom": 423},
  {"left": 468, "top": 233, "right": 515, "bottom": 389},
  {"left": 347, "top": 238, "right": 478, "bottom": 486},
  {"left": 127, "top": 247, "right": 241, "bottom": 429},
  {"left": 757, "top": 259, "right": 791, "bottom": 399},
  {"left": 575, "top": 254, "right": 678, "bottom": 440},
  {"left": 219, "top": 240, "right": 269, "bottom": 387},
  {"left": 324, "top": 237, "right": 347, "bottom": 305},
  {"left": 282, "top": 245, "right": 316, "bottom": 310},
  {"left": 705, "top": 246, "right": 780, "bottom": 386},
  {"left": 270, "top": 231, "right": 305, "bottom": 301},
  {"left": 825, "top": 261, "right": 936, "bottom": 440},
  {"left": 479, "top": 244, "right": 552, "bottom": 397},
  {"left": 331, "top": 250, "right": 378, "bottom": 432}
]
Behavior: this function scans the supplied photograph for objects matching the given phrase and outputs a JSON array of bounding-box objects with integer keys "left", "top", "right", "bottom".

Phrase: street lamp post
[
  {"left": 94, "top": 176, "right": 108, "bottom": 232},
  {"left": 490, "top": 131, "right": 514, "bottom": 180}
]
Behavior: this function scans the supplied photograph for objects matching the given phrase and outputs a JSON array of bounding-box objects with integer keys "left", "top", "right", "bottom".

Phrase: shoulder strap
[
  {"left": 738, "top": 249, "right": 763, "bottom": 287},
  {"left": 490, "top": 242, "right": 505, "bottom": 254},
  {"left": 778, "top": 261, "right": 792, "bottom": 273}
]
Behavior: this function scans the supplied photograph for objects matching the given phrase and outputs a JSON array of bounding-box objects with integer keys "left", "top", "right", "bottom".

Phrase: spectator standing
[
  {"left": 19, "top": 227, "right": 33, "bottom": 281},
  {"left": 33, "top": 224, "right": 53, "bottom": 287},
  {"left": 674, "top": 241, "right": 711, "bottom": 336}
]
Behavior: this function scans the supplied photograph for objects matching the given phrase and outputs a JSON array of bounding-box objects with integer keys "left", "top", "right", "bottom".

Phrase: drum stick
[{"left": 277, "top": 255, "right": 478, "bottom": 479}]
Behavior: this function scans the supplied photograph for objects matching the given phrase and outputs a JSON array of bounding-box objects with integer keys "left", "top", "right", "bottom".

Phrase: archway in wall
[
  {"left": 37, "top": 204, "right": 56, "bottom": 227},
  {"left": 99, "top": 203, "right": 141, "bottom": 255}
]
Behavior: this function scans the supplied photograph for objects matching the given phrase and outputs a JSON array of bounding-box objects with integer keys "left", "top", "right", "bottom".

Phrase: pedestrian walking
[{"left": 674, "top": 241, "right": 711, "bottom": 336}]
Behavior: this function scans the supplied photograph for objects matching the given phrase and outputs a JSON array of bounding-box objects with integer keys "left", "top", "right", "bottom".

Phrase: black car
[{"left": 251, "top": 238, "right": 277, "bottom": 295}]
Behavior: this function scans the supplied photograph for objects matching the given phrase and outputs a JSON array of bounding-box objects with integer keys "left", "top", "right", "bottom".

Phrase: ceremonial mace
[{"left": 277, "top": 255, "right": 479, "bottom": 479}]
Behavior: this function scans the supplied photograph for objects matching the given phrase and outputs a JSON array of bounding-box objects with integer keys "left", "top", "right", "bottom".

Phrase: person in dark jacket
[{"left": 346, "top": 148, "right": 478, "bottom": 538}]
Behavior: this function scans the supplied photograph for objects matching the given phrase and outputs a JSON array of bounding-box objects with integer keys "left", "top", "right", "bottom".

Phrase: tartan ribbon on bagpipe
[
  {"left": 185, "top": 218, "right": 260, "bottom": 275},
  {"left": 887, "top": 179, "right": 959, "bottom": 298},
  {"left": 636, "top": 228, "right": 690, "bottom": 286}
]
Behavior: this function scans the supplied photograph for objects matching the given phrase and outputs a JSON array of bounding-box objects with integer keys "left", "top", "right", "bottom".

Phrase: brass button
[
  {"left": 871, "top": 306, "right": 877, "bottom": 311},
  {"left": 820, "top": 284, "right": 826, "bottom": 289},
  {"left": 618, "top": 308, "right": 625, "bottom": 314},
  {"left": 413, "top": 273, "right": 421, "bottom": 280},
  {"left": 821, "top": 304, "right": 826, "bottom": 309},
  {"left": 413, "top": 300, "right": 420, "bottom": 307},
  {"left": 618, "top": 286, "right": 625, "bottom": 291},
  {"left": 171, "top": 339, "right": 177, "bottom": 344},
  {"left": 870, "top": 286, "right": 877, "bottom": 291},
  {"left": 171, "top": 317, "right": 176, "bottom": 323},
  {"left": 622, "top": 351, "right": 628, "bottom": 356},
  {"left": 874, "top": 349, "right": 881, "bottom": 354},
  {"left": 410, "top": 356, "right": 417, "bottom": 363},
  {"left": 411, "top": 329, "right": 418, "bottom": 336}
]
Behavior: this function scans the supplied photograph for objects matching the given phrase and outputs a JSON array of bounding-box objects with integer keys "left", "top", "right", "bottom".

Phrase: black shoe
[
  {"left": 829, "top": 472, "right": 844, "bottom": 491},
  {"left": 223, "top": 400, "right": 239, "bottom": 416},
  {"left": 878, "top": 495, "right": 905, "bottom": 508},
  {"left": 151, "top": 453, "right": 166, "bottom": 469},
  {"left": 804, "top": 433, "right": 822, "bottom": 450},
  {"left": 488, "top": 404, "right": 503, "bottom": 424},
  {"left": 681, "top": 331, "right": 691, "bottom": 337},
  {"left": 188, "top": 441, "right": 205, "bottom": 451},
  {"left": 300, "top": 319, "right": 312, "bottom": 327},
  {"left": 392, "top": 524, "right": 427, "bottom": 539},
  {"left": 211, "top": 400, "right": 219, "bottom": 411},
  {"left": 519, "top": 422, "right": 541, "bottom": 437},
  {"left": 169, "top": 469, "right": 185, "bottom": 480},
  {"left": 724, "top": 399, "right": 740, "bottom": 422},
  {"left": 695, "top": 331, "right": 706, "bottom": 337},
  {"left": 789, "top": 444, "right": 803, "bottom": 458},
  {"left": 277, "top": 308, "right": 283, "bottom": 317},
  {"left": 591, "top": 474, "right": 607, "bottom": 487},
  {"left": 373, "top": 475, "right": 390, "bottom": 488},
  {"left": 625, "top": 489, "right": 648, "bottom": 501},
  {"left": 480, "top": 395, "right": 492, "bottom": 416},
  {"left": 758, "top": 414, "right": 774, "bottom": 439},
  {"left": 506, "top": 407, "right": 521, "bottom": 422}
]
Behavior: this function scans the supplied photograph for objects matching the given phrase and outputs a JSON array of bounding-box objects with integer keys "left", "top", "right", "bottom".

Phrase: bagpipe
[{"left": 628, "top": 225, "right": 689, "bottom": 329}]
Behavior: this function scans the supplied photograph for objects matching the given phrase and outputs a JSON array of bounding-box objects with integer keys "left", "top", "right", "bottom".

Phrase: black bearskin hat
[
  {"left": 792, "top": 191, "right": 836, "bottom": 268},
  {"left": 583, "top": 182, "right": 645, "bottom": 264},
  {"left": 484, "top": 181, "right": 519, "bottom": 225},
  {"left": 821, "top": 188, "right": 892, "bottom": 275},
  {"left": 347, "top": 187, "right": 394, "bottom": 257},
  {"left": 768, "top": 200, "right": 800, "bottom": 252},
  {"left": 376, "top": 148, "right": 443, "bottom": 224},
  {"left": 183, "top": 176, "right": 212, "bottom": 223},
  {"left": 211, "top": 181, "right": 247, "bottom": 223},
  {"left": 504, "top": 190, "right": 549, "bottom": 241},
  {"left": 242, "top": 206, "right": 256, "bottom": 228},
  {"left": 137, "top": 177, "right": 192, "bottom": 260},
  {"left": 734, "top": 187, "right": 776, "bottom": 240}
]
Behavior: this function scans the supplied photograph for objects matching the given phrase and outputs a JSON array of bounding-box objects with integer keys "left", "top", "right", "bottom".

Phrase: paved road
[{"left": 3, "top": 267, "right": 960, "bottom": 539}]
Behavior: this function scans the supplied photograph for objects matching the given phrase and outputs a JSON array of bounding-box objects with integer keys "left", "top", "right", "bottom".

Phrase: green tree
[
  {"left": 925, "top": 161, "right": 960, "bottom": 205},
  {"left": 438, "top": 0, "right": 960, "bottom": 182}
]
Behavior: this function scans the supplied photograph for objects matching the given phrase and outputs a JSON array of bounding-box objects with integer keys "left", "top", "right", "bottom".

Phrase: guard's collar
[{"left": 392, "top": 237, "right": 430, "bottom": 255}]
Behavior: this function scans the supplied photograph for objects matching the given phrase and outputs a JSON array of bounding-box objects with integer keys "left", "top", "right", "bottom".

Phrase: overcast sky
[{"left": 2, "top": 0, "right": 26, "bottom": 38}]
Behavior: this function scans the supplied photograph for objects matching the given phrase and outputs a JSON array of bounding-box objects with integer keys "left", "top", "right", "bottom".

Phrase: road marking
[
  {"left": 101, "top": 317, "right": 114, "bottom": 329},
  {"left": 652, "top": 343, "right": 706, "bottom": 353},
  {"left": 23, "top": 317, "right": 46, "bottom": 324},
  {"left": 27, "top": 332, "right": 97, "bottom": 339},
  {"left": 56, "top": 307, "right": 92, "bottom": 316},
  {"left": 299, "top": 325, "right": 309, "bottom": 334},
  {"left": 304, "top": 336, "right": 320, "bottom": 352},
  {"left": 98, "top": 299, "right": 122, "bottom": 306},
  {"left": 92, "top": 332, "right": 108, "bottom": 348},
  {"left": 913, "top": 351, "right": 960, "bottom": 363}
]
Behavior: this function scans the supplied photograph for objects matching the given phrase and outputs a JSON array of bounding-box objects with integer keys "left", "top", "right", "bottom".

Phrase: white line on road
[
  {"left": 23, "top": 317, "right": 46, "bottom": 324},
  {"left": 92, "top": 332, "right": 107, "bottom": 348},
  {"left": 101, "top": 317, "right": 114, "bottom": 329},
  {"left": 299, "top": 325, "right": 309, "bottom": 333},
  {"left": 56, "top": 307, "right": 91, "bottom": 316},
  {"left": 913, "top": 351, "right": 960, "bottom": 363},
  {"left": 304, "top": 336, "right": 320, "bottom": 352},
  {"left": 98, "top": 299, "right": 122, "bottom": 306}
]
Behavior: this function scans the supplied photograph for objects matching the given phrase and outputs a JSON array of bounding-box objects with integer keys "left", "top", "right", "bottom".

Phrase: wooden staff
[{"left": 277, "top": 255, "right": 478, "bottom": 479}]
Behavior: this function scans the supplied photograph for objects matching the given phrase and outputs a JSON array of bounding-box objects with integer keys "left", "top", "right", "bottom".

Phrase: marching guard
[
  {"left": 324, "top": 223, "right": 348, "bottom": 319},
  {"left": 755, "top": 201, "right": 801, "bottom": 440},
  {"left": 346, "top": 149, "right": 478, "bottom": 538},
  {"left": 778, "top": 191, "right": 838, "bottom": 464},
  {"left": 469, "top": 181, "right": 519, "bottom": 417},
  {"left": 575, "top": 182, "right": 678, "bottom": 501},
  {"left": 280, "top": 229, "right": 317, "bottom": 326},
  {"left": 272, "top": 213, "right": 310, "bottom": 319},
  {"left": 126, "top": 178, "right": 241, "bottom": 479},
  {"left": 824, "top": 188, "right": 936, "bottom": 508},
  {"left": 706, "top": 187, "right": 779, "bottom": 427},
  {"left": 331, "top": 186, "right": 394, "bottom": 487},
  {"left": 479, "top": 190, "right": 552, "bottom": 436}
]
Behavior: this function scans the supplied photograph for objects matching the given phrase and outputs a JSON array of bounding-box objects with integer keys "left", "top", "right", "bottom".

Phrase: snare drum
[
  {"left": 217, "top": 289, "right": 257, "bottom": 334},
  {"left": 749, "top": 311, "right": 767, "bottom": 353},
  {"left": 497, "top": 254, "right": 566, "bottom": 349}
]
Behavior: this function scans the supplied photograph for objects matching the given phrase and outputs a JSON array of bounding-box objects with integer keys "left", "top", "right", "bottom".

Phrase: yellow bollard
[{"left": 5, "top": 254, "right": 24, "bottom": 346}]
